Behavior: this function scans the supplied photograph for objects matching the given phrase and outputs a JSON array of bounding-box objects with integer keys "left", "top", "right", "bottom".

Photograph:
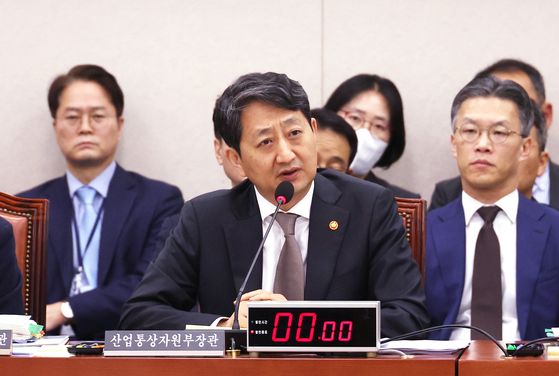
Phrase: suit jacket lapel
[
  {"left": 47, "top": 178, "right": 75, "bottom": 292},
  {"left": 224, "top": 181, "right": 263, "bottom": 293},
  {"left": 305, "top": 174, "right": 350, "bottom": 300},
  {"left": 516, "top": 195, "right": 548, "bottom": 338},
  {"left": 98, "top": 165, "right": 137, "bottom": 284},
  {"left": 432, "top": 199, "right": 466, "bottom": 321}
]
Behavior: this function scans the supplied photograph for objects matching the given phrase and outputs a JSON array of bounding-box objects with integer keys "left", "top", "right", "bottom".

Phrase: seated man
[
  {"left": 426, "top": 75, "right": 559, "bottom": 341},
  {"left": 312, "top": 108, "right": 358, "bottom": 174},
  {"left": 429, "top": 59, "right": 559, "bottom": 211},
  {"left": 18, "top": 65, "right": 184, "bottom": 339},
  {"left": 120, "top": 72, "right": 429, "bottom": 338},
  {"left": 0, "top": 216, "right": 24, "bottom": 314}
]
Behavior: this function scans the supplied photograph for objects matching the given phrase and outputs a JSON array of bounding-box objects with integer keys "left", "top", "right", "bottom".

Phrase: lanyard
[{"left": 71, "top": 201, "right": 105, "bottom": 274}]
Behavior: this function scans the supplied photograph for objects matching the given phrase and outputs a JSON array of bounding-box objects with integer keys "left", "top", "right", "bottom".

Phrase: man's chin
[{"left": 70, "top": 156, "right": 110, "bottom": 169}]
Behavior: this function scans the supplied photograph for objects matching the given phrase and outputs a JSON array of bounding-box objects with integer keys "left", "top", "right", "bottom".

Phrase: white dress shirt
[
  {"left": 450, "top": 190, "right": 521, "bottom": 341},
  {"left": 532, "top": 161, "right": 550, "bottom": 205},
  {"left": 255, "top": 182, "right": 314, "bottom": 293}
]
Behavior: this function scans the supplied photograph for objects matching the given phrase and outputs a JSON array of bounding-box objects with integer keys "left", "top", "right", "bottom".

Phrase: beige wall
[{"left": 1, "top": 0, "right": 558, "bottom": 203}]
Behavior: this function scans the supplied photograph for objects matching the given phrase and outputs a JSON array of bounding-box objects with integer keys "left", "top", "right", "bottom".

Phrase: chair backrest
[
  {"left": 395, "top": 197, "right": 426, "bottom": 285},
  {"left": 0, "top": 191, "right": 49, "bottom": 326}
]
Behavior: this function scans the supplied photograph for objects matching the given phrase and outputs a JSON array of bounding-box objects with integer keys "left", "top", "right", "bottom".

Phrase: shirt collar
[
  {"left": 255, "top": 181, "right": 314, "bottom": 221},
  {"left": 66, "top": 161, "right": 117, "bottom": 198},
  {"left": 462, "top": 189, "right": 518, "bottom": 226}
]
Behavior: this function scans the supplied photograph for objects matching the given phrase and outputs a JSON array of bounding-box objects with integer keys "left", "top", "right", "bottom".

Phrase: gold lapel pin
[{"left": 329, "top": 221, "right": 339, "bottom": 230}]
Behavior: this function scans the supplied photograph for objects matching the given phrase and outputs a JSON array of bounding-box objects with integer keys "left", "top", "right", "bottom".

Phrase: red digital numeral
[
  {"left": 295, "top": 313, "right": 317, "bottom": 342},
  {"left": 321, "top": 321, "right": 336, "bottom": 341},
  {"left": 338, "top": 321, "right": 353, "bottom": 341},
  {"left": 271, "top": 313, "right": 293, "bottom": 342}
]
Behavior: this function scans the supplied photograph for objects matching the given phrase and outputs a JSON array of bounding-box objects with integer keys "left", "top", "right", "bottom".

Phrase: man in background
[
  {"left": 312, "top": 108, "right": 357, "bottom": 175},
  {"left": 429, "top": 59, "right": 559, "bottom": 211},
  {"left": 426, "top": 75, "right": 559, "bottom": 341},
  {"left": 18, "top": 65, "right": 183, "bottom": 339}
]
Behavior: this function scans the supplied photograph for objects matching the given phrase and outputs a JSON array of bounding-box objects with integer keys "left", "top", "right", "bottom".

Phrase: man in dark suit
[
  {"left": 0, "top": 217, "right": 24, "bottom": 314},
  {"left": 18, "top": 65, "right": 183, "bottom": 339},
  {"left": 429, "top": 59, "right": 558, "bottom": 211},
  {"left": 120, "top": 72, "right": 428, "bottom": 338},
  {"left": 426, "top": 75, "right": 559, "bottom": 341}
]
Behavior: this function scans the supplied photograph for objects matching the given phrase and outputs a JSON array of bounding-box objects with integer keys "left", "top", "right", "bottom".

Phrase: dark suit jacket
[
  {"left": 428, "top": 161, "right": 559, "bottom": 212},
  {"left": 365, "top": 172, "right": 420, "bottom": 199},
  {"left": 120, "top": 169, "right": 429, "bottom": 338},
  {"left": 18, "top": 164, "right": 183, "bottom": 339},
  {"left": 0, "top": 217, "right": 24, "bottom": 314},
  {"left": 426, "top": 193, "right": 559, "bottom": 340}
]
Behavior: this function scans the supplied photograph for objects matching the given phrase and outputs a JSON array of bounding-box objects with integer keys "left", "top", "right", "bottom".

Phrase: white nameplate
[
  {"left": 0, "top": 330, "right": 13, "bottom": 356},
  {"left": 104, "top": 330, "right": 225, "bottom": 357}
]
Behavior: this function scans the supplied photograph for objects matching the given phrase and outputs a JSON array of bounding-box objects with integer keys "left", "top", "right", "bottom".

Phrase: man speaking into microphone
[{"left": 119, "top": 72, "right": 428, "bottom": 338}]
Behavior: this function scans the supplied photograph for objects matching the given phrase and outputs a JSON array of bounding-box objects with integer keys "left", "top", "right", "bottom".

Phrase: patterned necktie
[
  {"left": 273, "top": 213, "right": 304, "bottom": 300},
  {"left": 471, "top": 206, "right": 502, "bottom": 340}
]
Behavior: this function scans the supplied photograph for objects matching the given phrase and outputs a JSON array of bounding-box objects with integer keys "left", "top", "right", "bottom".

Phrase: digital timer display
[{"left": 247, "top": 301, "right": 380, "bottom": 352}]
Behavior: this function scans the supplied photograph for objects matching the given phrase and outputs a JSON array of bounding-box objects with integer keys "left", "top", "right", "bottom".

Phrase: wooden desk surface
[
  {"left": 0, "top": 353, "right": 458, "bottom": 376},
  {"left": 459, "top": 340, "right": 559, "bottom": 375}
]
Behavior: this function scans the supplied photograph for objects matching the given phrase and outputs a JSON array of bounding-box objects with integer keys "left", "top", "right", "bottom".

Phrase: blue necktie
[{"left": 75, "top": 186, "right": 101, "bottom": 292}]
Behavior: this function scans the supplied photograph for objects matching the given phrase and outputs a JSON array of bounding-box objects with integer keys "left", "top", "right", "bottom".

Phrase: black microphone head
[{"left": 275, "top": 181, "right": 294, "bottom": 205}]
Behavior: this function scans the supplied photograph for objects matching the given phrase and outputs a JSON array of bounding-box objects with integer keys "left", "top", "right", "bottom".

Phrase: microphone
[{"left": 231, "top": 181, "right": 294, "bottom": 331}]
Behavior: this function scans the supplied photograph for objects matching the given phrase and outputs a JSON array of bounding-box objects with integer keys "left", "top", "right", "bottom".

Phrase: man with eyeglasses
[
  {"left": 425, "top": 75, "right": 559, "bottom": 341},
  {"left": 429, "top": 59, "right": 559, "bottom": 211},
  {"left": 18, "top": 65, "right": 184, "bottom": 339}
]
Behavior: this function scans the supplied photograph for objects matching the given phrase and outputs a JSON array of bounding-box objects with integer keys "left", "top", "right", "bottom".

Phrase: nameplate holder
[
  {"left": 104, "top": 330, "right": 225, "bottom": 357},
  {"left": 0, "top": 330, "right": 13, "bottom": 356}
]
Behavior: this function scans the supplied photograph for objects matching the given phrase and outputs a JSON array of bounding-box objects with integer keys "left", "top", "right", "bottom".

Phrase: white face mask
[{"left": 350, "top": 128, "right": 388, "bottom": 176}]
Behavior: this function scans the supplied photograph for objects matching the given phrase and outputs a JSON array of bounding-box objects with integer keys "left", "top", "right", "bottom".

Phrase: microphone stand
[{"left": 226, "top": 197, "right": 285, "bottom": 352}]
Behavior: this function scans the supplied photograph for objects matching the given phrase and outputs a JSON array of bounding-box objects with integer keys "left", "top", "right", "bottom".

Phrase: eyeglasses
[
  {"left": 340, "top": 110, "right": 390, "bottom": 135},
  {"left": 455, "top": 123, "right": 523, "bottom": 144}
]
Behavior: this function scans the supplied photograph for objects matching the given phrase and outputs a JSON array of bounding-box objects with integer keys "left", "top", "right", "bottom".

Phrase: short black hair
[
  {"left": 311, "top": 108, "right": 358, "bottom": 166},
  {"left": 474, "top": 59, "right": 546, "bottom": 105},
  {"left": 48, "top": 64, "right": 124, "bottom": 118},
  {"left": 324, "top": 74, "right": 405, "bottom": 169},
  {"left": 451, "top": 75, "right": 533, "bottom": 137},
  {"left": 213, "top": 72, "right": 311, "bottom": 155},
  {"left": 530, "top": 98, "right": 547, "bottom": 152}
]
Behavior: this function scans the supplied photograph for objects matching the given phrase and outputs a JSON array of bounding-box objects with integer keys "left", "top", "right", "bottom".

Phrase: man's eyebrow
[
  {"left": 62, "top": 106, "right": 107, "bottom": 112},
  {"left": 281, "top": 116, "right": 303, "bottom": 126},
  {"left": 460, "top": 118, "right": 512, "bottom": 127},
  {"left": 253, "top": 126, "right": 273, "bottom": 139}
]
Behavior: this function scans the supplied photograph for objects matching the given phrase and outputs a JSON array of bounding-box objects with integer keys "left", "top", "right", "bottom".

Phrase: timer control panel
[{"left": 247, "top": 301, "right": 380, "bottom": 353}]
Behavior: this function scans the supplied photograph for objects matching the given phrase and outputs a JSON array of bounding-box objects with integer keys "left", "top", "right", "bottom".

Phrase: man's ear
[
  {"left": 451, "top": 133, "right": 458, "bottom": 159},
  {"left": 117, "top": 117, "right": 124, "bottom": 140},
  {"left": 214, "top": 139, "right": 224, "bottom": 166},
  {"left": 541, "top": 102, "right": 553, "bottom": 129},
  {"left": 519, "top": 136, "right": 532, "bottom": 162},
  {"left": 537, "top": 150, "right": 550, "bottom": 177},
  {"left": 346, "top": 167, "right": 353, "bottom": 176},
  {"left": 225, "top": 147, "right": 247, "bottom": 178},
  {"left": 310, "top": 117, "right": 317, "bottom": 133}
]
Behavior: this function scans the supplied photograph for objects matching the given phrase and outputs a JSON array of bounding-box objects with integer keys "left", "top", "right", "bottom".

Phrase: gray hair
[
  {"left": 212, "top": 72, "right": 311, "bottom": 155},
  {"left": 450, "top": 75, "right": 533, "bottom": 137}
]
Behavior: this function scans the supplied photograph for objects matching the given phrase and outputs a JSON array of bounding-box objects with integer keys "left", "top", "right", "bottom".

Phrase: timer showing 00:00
[{"left": 271, "top": 312, "right": 353, "bottom": 342}]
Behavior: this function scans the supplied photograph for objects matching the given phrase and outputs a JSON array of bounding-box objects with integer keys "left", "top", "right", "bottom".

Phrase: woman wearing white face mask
[{"left": 324, "top": 74, "right": 420, "bottom": 199}]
